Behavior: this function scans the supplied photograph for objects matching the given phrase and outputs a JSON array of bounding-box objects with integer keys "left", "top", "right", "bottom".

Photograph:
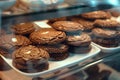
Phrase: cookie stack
[
  {"left": 92, "top": 28, "right": 119, "bottom": 47},
  {"left": 0, "top": 22, "right": 51, "bottom": 73},
  {"left": 76, "top": 10, "right": 120, "bottom": 47},
  {"left": 69, "top": 11, "right": 111, "bottom": 32},
  {"left": 92, "top": 15, "right": 120, "bottom": 47},
  {"left": 12, "top": 45, "right": 49, "bottom": 73},
  {"left": 29, "top": 28, "right": 69, "bottom": 61},
  {"left": 52, "top": 21, "right": 92, "bottom": 54}
]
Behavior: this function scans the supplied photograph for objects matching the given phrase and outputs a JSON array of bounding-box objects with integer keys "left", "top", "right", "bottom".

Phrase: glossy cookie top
[
  {"left": 30, "top": 28, "right": 66, "bottom": 44},
  {"left": 92, "top": 28, "right": 119, "bottom": 38},
  {"left": 52, "top": 21, "right": 84, "bottom": 32},
  {"left": 81, "top": 11, "right": 111, "bottom": 20},
  {"left": 12, "top": 45, "right": 49, "bottom": 61},
  {"left": 66, "top": 33, "right": 91, "bottom": 46}
]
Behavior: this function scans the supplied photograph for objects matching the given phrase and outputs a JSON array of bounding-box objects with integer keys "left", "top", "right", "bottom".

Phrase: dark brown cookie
[
  {"left": 49, "top": 52, "right": 69, "bottom": 61},
  {"left": 81, "top": 11, "right": 111, "bottom": 20},
  {"left": 11, "top": 23, "right": 35, "bottom": 35},
  {"left": 92, "top": 28, "right": 120, "bottom": 47},
  {"left": 12, "top": 45, "right": 49, "bottom": 73},
  {"left": 13, "top": 62, "right": 49, "bottom": 73},
  {"left": 69, "top": 45, "right": 92, "bottom": 54},
  {"left": 30, "top": 28, "right": 66, "bottom": 45},
  {"left": 0, "top": 34, "right": 31, "bottom": 50},
  {"left": 70, "top": 17, "right": 94, "bottom": 31},
  {"left": 92, "top": 28, "right": 119, "bottom": 38},
  {"left": 85, "top": 65, "right": 99, "bottom": 76},
  {"left": 38, "top": 44, "right": 68, "bottom": 53},
  {"left": 0, "top": 48, "right": 11, "bottom": 58},
  {"left": 52, "top": 21, "right": 84, "bottom": 32},
  {"left": 0, "top": 57, "right": 11, "bottom": 70},
  {"left": 94, "top": 19, "right": 120, "bottom": 28},
  {"left": 66, "top": 33, "right": 91, "bottom": 46},
  {"left": 48, "top": 17, "right": 67, "bottom": 25},
  {"left": 108, "top": 10, "right": 120, "bottom": 17},
  {"left": 93, "top": 37, "right": 119, "bottom": 47}
]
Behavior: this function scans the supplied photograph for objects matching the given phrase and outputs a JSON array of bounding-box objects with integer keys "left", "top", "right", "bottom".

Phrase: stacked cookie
[
  {"left": 74, "top": 10, "right": 120, "bottom": 47},
  {"left": 0, "top": 23, "right": 50, "bottom": 73},
  {"left": 29, "top": 28, "right": 68, "bottom": 61},
  {"left": 92, "top": 28, "right": 119, "bottom": 47},
  {"left": 12, "top": 45, "right": 49, "bottom": 73},
  {"left": 52, "top": 21, "right": 92, "bottom": 54},
  {"left": 69, "top": 11, "right": 111, "bottom": 33},
  {"left": 92, "top": 16, "right": 120, "bottom": 47},
  {"left": 69, "top": 16, "right": 95, "bottom": 32}
]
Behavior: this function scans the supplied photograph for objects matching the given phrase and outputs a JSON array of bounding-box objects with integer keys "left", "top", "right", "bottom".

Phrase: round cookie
[
  {"left": 49, "top": 52, "right": 69, "bottom": 61},
  {"left": 81, "top": 11, "right": 111, "bottom": 20},
  {"left": 70, "top": 17, "right": 94, "bottom": 31},
  {"left": 92, "top": 28, "right": 120, "bottom": 47},
  {"left": 11, "top": 22, "right": 35, "bottom": 35},
  {"left": 108, "top": 10, "right": 120, "bottom": 17},
  {"left": 0, "top": 48, "right": 11, "bottom": 70},
  {"left": 85, "top": 65, "right": 99, "bottom": 76},
  {"left": 38, "top": 44, "right": 69, "bottom": 61},
  {"left": 92, "top": 28, "right": 119, "bottom": 38},
  {"left": 0, "top": 57, "right": 11, "bottom": 70},
  {"left": 66, "top": 33, "right": 91, "bottom": 46},
  {"left": 0, "top": 48, "right": 11, "bottom": 58},
  {"left": 94, "top": 19, "right": 120, "bottom": 29},
  {"left": 0, "top": 34, "right": 31, "bottom": 50},
  {"left": 52, "top": 21, "right": 84, "bottom": 35},
  {"left": 38, "top": 44, "right": 68, "bottom": 53},
  {"left": 12, "top": 45, "right": 49, "bottom": 73},
  {"left": 69, "top": 45, "right": 92, "bottom": 54},
  {"left": 30, "top": 28, "right": 66, "bottom": 45},
  {"left": 48, "top": 17, "right": 67, "bottom": 25}
]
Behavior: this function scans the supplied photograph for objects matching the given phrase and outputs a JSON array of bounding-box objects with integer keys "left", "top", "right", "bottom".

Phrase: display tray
[
  {"left": 0, "top": 44, "right": 100, "bottom": 77},
  {"left": 92, "top": 42, "right": 120, "bottom": 53}
]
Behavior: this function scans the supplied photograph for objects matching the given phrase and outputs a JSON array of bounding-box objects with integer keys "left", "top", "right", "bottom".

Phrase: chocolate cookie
[
  {"left": 12, "top": 45, "right": 49, "bottom": 73},
  {"left": 48, "top": 17, "right": 67, "bottom": 25},
  {"left": 93, "top": 37, "right": 119, "bottom": 47},
  {"left": 0, "top": 34, "right": 31, "bottom": 50},
  {"left": 38, "top": 44, "right": 69, "bottom": 61},
  {"left": 0, "top": 48, "right": 11, "bottom": 58},
  {"left": 66, "top": 33, "right": 91, "bottom": 46},
  {"left": 70, "top": 17, "right": 94, "bottom": 31},
  {"left": 38, "top": 44, "right": 68, "bottom": 53},
  {"left": 92, "top": 28, "right": 119, "bottom": 38},
  {"left": 81, "top": 11, "right": 111, "bottom": 20},
  {"left": 109, "top": 10, "right": 120, "bottom": 17},
  {"left": 69, "top": 45, "right": 92, "bottom": 54},
  {"left": 92, "top": 28, "right": 120, "bottom": 47},
  {"left": 52, "top": 21, "right": 84, "bottom": 32},
  {"left": 94, "top": 19, "right": 120, "bottom": 29},
  {"left": 30, "top": 28, "right": 66, "bottom": 45},
  {"left": 0, "top": 48, "right": 11, "bottom": 70},
  {"left": 11, "top": 23, "right": 35, "bottom": 35},
  {"left": 49, "top": 52, "right": 69, "bottom": 61},
  {"left": 85, "top": 65, "right": 99, "bottom": 76}
]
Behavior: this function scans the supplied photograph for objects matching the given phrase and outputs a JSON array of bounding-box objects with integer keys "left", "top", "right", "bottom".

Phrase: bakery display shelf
[
  {"left": 0, "top": 44, "right": 100, "bottom": 77},
  {"left": 48, "top": 51, "right": 120, "bottom": 80},
  {"left": 2, "top": 0, "right": 120, "bottom": 25}
]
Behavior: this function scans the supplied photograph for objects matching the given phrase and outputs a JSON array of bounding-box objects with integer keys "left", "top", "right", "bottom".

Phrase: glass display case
[{"left": 0, "top": 0, "right": 120, "bottom": 80}]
